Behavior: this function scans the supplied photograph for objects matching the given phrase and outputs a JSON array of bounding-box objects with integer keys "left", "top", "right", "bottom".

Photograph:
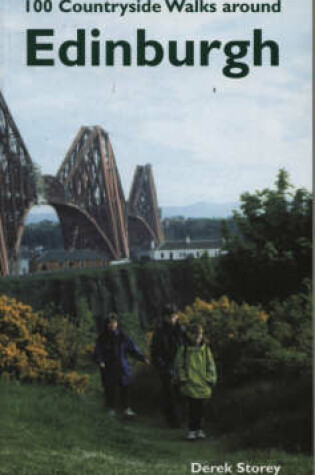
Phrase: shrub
[
  {"left": 177, "top": 290, "right": 312, "bottom": 453},
  {"left": 0, "top": 296, "right": 89, "bottom": 393},
  {"left": 267, "top": 281, "right": 312, "bottom": 378},
  {"left": 179, "top": 296, "right": 279, "bottom": 384},
  {"left": 40, "top": 300, "right": 97, "bottom": 371}
]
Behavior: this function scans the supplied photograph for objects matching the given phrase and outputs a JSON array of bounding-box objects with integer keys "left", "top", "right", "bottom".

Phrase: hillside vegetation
[
  {"left": 0, "top": 378, "right": 312, "bottom": 475},
  {"left": 0, "top": 170, "right": 312, "bottom": 474},
  {"left": 0, "top": 286, "right": 312, "bottom": 458},
  {"left": 0, "top": 259, "right": 221, "bottom": 329}
]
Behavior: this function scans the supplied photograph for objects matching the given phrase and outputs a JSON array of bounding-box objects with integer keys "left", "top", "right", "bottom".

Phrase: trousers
[
  {"left": 188, "top": 397, "right": 206, "bottom": 431},
  {"left": 159, "top": 373, "right": 181, "bottom": 428},
  {"left": 99, "top": 368, "right": 130, "bottom": 410}
]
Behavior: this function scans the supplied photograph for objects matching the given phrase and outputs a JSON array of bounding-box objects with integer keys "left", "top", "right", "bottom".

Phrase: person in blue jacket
[{"left": 95, "top": 313, "right": 149, "bottom": 417}]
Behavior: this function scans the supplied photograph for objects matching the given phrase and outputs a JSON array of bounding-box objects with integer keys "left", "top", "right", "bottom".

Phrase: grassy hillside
[
  {"left": 0, "top": 378, "right": 312, "bottom": 475},
  {"left": 0, "top": 260, "right": 219, "bottom": 328}
]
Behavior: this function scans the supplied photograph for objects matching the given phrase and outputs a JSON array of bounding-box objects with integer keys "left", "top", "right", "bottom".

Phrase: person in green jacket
[{"left": 175, "top": 323, "right": 217, "bottom": 440}]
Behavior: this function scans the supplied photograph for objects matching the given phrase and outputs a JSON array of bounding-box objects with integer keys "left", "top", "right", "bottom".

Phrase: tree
[
  {"left": 219, "top": 169, "right": 312, "bottom": 303},
  {"left": 22, "top": 221, "right": 63, "bottom": 250}
]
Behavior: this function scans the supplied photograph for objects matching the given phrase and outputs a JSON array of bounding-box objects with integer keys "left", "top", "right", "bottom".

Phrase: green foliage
[
  {"left": 234, "top": 169, "right": 311, "bottom": 256},
  {"left": 178, "top": 286, "right": 312, "bottom": 452},
  {"left": 209, "top": 378, "right": 312, "bottom": 453},
  {"left": 1, "top": 380, "right": 312, "bottom": 474},
  {"left": 22, "top": 220, "right": 63, "bottom": 250},
  {"left": 219, "top": 169, "right": 312, "bottom": 302},
  {"left": 163, "top": 217, "right": 238, "bottom": 241},
  {"left": 41, "top": 299, "right": 97, "bottom": 371},
  {"left": 0, "top": 258, "right": 223, "bottom": 328},
  {"left": 180, "top": 296, "right": 277, "bottom": 385},
  {"left": 189, "top": 254, "right": 220, "bottom": 300},
  {"left": 76, "top": 297, "right": 96, "bottom": 345},
  {"left": 266, "top": 281, "right": 312, "bottom": 379},
  {"left": 180, "top": 284, "right": 312, "bottom": 384},
  {"left": 119, "top": 312, "right": 143, "bottom": 348},
  {"left": 40, "top": 303, "right": 82, "bottom": 370}
]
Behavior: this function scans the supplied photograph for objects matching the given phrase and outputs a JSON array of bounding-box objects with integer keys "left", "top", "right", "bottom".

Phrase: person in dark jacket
[
  {"left": 95, "top": 313, "right": 149, "bottom": 417},
  {"left": 150, "top": 303, "right": 186, "bottom": 427}
]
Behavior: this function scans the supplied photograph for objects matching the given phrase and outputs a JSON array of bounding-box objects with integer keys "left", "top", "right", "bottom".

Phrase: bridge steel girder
[
  {"left": 0, "top": 91, "right": 37, "bottom": 267},
  {"left": 56, "top": 127, "right": 129, "bottom": 259},
  {"left": 0, "top": 90, "right": 165, "bottom": 274},
  {"left": 51, "top": 201, "right": 119, "bottom": 259},
  {"left": 0, "top": 215, "right": 9, "bottom": 276},
  {"left": 128, "top": 164, "right": 163, "bottom": 250}
]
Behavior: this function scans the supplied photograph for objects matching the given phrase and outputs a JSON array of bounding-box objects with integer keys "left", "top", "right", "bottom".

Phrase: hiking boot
[
  {"left": 186, "top": 431, "right": 197, "bottom": 440},
  {"left": 107, "top": 409, "right": 116, "bottom": 417},
  {"left": 123, "top": 407, "right": 136, "bottom": 417},
  {"left": 196, "top": 429, "right": 206, "bottom": 439}
]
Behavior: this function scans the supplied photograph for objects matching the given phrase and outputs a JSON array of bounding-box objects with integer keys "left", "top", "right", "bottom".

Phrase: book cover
[{"left": 0, "top": 1, "right": 312, "bottom": 474}]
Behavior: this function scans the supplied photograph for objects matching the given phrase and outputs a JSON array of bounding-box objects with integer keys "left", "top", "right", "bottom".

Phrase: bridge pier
[{"left": 0, "top": 93, "right": 163, "bottom": 276}]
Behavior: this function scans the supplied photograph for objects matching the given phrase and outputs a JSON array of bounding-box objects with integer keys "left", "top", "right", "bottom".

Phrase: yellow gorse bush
[
  {"left": 183, "top": 296, "right": 269, "bottom": 324},
  {"left": 0, "top": 295, "right": 89, "bottom": 393},
  {"left": 179, "top": 295, "right": 272, "bottom": 384},
  {"left": 179, "top": 295, "right": 270, "bottom": 348}
]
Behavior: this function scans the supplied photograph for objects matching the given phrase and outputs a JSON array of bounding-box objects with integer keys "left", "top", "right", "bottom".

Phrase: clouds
[{"left": 0, "top": 0, "right": 312, "bottom": 206}]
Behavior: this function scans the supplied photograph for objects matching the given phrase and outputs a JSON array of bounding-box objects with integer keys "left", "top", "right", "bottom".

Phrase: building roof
[
  {"left": 157, "top": 240, "right": 222, "bottom": 251},
  {"left": 35, "top": 249, "right": 107, "bottom": 263}
]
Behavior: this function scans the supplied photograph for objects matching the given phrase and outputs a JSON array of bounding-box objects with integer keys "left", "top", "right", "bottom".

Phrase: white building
[{"left": 139, "top": 237, "right": 222, "bottom": 261}]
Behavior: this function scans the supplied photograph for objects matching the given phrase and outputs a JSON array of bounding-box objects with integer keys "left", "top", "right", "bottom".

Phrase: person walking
[
  {"left": 175, "top": 324, "right": 217, "bottom": 440},
  {"left": 95, "top": 313, "right": 149, "bottom": 417},
  {"left": 151, "top": 303, "right": 186, "bottom": 428}
]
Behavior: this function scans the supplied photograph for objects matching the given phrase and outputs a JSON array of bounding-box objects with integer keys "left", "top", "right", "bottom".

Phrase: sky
[{"left": 0, "top": 0, "right": 312, "bottom": 211}]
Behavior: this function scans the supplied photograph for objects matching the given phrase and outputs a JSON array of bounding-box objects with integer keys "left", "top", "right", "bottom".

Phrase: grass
[{"left": 0, "top": 377, "right": 312, "bottom": 475}]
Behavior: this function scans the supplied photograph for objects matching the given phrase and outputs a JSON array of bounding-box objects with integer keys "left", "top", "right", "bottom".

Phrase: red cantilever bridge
[{"left": 0, "top": 91, "right": 163, "bottom": 276}]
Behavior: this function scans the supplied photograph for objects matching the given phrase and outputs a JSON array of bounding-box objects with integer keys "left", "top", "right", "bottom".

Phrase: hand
[
  {"left": 143, "top": 358, "right": 150, "bottom": 365},
  {"left": 99, "top": 362, "right": 106, "bottom": 369}
]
